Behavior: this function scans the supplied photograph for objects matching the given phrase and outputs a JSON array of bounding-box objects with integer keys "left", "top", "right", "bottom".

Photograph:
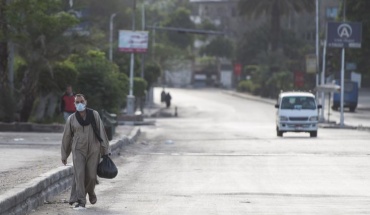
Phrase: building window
[{"left": 326, "top": 7, "right": 338, "bottom": 19}]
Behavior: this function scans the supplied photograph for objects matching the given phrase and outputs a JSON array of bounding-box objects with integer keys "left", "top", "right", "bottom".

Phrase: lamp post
[
  {"left": 315, "top": 0, "right": 320, "bottom": 100},
  {"left": 126, "top": 0, "right": 136, "bottom": 115},
  {"left": 109, "top": 13, "right": 117, "bottom": 62},
  {"left": 339, "top": 0, "right": 347, "bottom": 127}
]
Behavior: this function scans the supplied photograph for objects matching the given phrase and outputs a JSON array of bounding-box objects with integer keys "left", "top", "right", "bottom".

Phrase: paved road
[{"left": 30, "top": 88, "right": 370, "bottom": 215}]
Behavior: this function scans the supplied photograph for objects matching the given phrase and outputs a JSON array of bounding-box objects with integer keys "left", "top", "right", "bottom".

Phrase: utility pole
[
  {"left": 109, "top": 13, "right": 117, "bottom": 62},
  {"left": 126, "top": 0, "right": 136, "bottom": 115},
  {"left": 141, "top": 3, "right": 145, "bottom": 78},
  {"left": 339, "top": 0, "right": 346, "bottom": 127},
  {"left": 315, "top": 0, "right": 320, "bottom": 101}
]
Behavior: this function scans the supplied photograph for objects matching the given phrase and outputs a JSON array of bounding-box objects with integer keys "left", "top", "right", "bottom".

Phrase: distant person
[
  {"left": 61, "top": 94, "right": 111, "bottom": 210},
  {"left": 165, "top": 92, "right": 172, "bottom": 108},
  {"left": 61, "top": 85, "right": 76, "bottom": 121},
  {"left": 161, "top": 89, "right": 166, "bottom": 103}
]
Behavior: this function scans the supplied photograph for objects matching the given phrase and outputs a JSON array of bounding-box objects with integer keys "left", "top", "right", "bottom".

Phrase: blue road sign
[{"left": 327, "top": 22, "right": 362, "bottom": 48}]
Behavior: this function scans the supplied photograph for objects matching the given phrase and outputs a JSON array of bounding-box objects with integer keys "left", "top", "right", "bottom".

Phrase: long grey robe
[{"left": 61, "top": 110, "right": 110, "bottom": 205}]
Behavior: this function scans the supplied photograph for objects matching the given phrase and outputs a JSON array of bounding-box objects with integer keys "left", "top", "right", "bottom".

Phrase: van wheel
[
  {"left": 349, "top": 107, "right": 356, "bottom": 112},
  {"left": 310, "top": 131, "right": 317, "bottom": 138},
  {"left": 276, "top": 127, "right": 283, "bottom": 137}
]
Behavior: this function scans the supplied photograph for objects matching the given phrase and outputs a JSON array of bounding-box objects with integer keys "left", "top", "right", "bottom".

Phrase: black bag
[{"left": 97, "top": 156, "right": 118, "bottom": 179}]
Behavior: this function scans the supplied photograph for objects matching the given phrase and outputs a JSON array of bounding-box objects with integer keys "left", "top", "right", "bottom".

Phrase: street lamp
[
  {"left": 126, "top": 0, "right": 136, "bottom": 115},
  {"left": 109, "top": 13, "right": 117, "bottom": 62}
]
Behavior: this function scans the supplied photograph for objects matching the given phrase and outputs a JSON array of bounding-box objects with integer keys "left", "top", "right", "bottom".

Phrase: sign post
[
  {"left": 118, "top": 30, "right": 149, "bottom": 115},
  {"left": 327, "top": 21, "right": 362, "bottom": 127}
]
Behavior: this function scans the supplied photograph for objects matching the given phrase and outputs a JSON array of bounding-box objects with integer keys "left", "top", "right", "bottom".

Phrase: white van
[{"left": 275, "top": 92, "right": 322, "bottom": 137}]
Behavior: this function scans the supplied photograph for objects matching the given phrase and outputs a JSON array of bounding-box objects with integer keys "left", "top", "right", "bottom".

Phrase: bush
[
  {"left": 144, "top": 62, "right": 161, "bottom": 89},
  {"left": 237, "top": 80, "right": 258, "bottom": 93},
  {"left": 71, "top": 50, "right": 128, "bottom": 113},
  {"left": 133, "top": 78, "right": 147, "bottom": 98}
]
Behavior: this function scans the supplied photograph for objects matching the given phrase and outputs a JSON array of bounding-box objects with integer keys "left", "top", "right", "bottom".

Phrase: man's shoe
[
  {"left": 73, "top": 203, "right": 86, "bottom": 210},
  {"left": 89, "top": 194, "right": 97, "bottom": 205}
]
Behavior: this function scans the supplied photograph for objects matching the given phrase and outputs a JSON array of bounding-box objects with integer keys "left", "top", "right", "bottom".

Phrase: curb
[
  {"left": 0, "top": 122, "right": 64, "bottom": 133},
  {"left": 0, "top": 127, "right": 141, "bottom": 215},
  {"left": 222, "top": 90, "right": 276, "bottom": 106}
]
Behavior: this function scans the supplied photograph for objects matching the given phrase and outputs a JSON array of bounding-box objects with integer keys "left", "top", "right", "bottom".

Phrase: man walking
[
  {"left": 61, "top": 85, "right": 76, "bottom": 121},
  {"left": 61, "top": 94, "right": 111, "bottom": 209}
]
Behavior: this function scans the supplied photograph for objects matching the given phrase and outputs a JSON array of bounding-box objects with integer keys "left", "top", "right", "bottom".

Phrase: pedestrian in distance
[
  {"left": 165, "top": 92, "right": 172, "bottom": 108},
  {"left": 161, "top": 88, "right": 166, "bottom": 103},
  {"left": 61, "top": 94, "right": 111, "bottom": 210},
  {"left": 61, "top": 85, "right": 76, "bottom": 122}
]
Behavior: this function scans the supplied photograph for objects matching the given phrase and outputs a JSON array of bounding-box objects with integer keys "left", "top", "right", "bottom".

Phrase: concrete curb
[
  {"left": 0, "top": 122, "right": 64, "bottom": 133},
  {"left": 222, "top": 90, "right": 276, "bottom": 106},
  {"left": 0, "top": 127, "right": 141, "bottom": 215}
]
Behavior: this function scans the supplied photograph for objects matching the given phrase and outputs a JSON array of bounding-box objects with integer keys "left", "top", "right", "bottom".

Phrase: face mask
[{"left": 75, "top": 103, "right": 86, "bottom": 112}]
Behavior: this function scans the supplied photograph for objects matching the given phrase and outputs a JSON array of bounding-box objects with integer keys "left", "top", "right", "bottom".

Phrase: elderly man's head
[{"left": 75, "top": 94, "right": 87, "bottom": 111}]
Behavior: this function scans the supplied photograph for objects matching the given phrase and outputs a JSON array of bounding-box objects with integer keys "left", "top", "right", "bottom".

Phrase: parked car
[
  {"left": 275, "top": 92, "right": 322, "bottom": 137},
  {"left": 332, "top": 80, "right": 358, "bottom": 112}
]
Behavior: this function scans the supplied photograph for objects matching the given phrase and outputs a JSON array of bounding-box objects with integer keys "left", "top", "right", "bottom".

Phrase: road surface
[{"left": 30, "top": 88, "right": 370, "bottom": 215}]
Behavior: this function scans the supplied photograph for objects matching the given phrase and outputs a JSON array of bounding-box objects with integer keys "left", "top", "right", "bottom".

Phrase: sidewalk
[
  {"left": 0, "top": 102, "right": 165, "bottom": 215},
  {"left": 0, "top": 125, "right": 140, "bottom": 215}
]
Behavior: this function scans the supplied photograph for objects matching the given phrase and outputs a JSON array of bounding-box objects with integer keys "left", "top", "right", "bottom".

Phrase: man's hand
[{"left": 62, "top": 159, "right": 67, "bottom": 165}]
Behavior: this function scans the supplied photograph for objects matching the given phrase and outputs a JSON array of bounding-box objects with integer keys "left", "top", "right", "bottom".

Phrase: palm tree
[{"left": 239, "top": 0, "right": 315, "bottom": 52}]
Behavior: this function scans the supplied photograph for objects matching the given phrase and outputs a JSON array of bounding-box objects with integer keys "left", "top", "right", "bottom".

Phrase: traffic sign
[
  {"left": 118, "top": 30, "right": 149, "bottom": 53},
  {"left": 327, "top": 22, "right": 362, "bottom": 48}
]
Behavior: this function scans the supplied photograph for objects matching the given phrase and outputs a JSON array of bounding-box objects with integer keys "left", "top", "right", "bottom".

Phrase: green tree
[
  {"left": 343, "top": 0, "right": 370, "bottom": 82},
  {"left": 0, "top": 0, "right": 15, "bottom": 122},
  {"left": 200, "top": 37, "right": 234, "bottom": 59},
  {"left": 133, "top": 77, "right": 147, "bottom": 98},
  {"left": 163, "top": 7, "right": 196, "bottom": 49},
  {"left": 237, "top": 24, "right": 309, "bottom": 70},
  {"left": 6, "top": 0, "right": 78, "bottom": 121},
  {"left": 144, "top": 62, "right": 162, "bottom": 90},
  {"left": 71, "top": 50, "right": 128, "bottom": 113},
  {"left": 196, "top": 19, "right": 219, "bottom": 41},
  {"left": 238, "top": 0, "right": 314, "bottom": 51},
  {"left": 133, "top": 77, "right": 147, "bottom": 112}
]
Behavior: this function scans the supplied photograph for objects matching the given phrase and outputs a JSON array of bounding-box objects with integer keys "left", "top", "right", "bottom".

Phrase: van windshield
[{"left": 281, "top": 96, "right": 316, "bottom": 110}]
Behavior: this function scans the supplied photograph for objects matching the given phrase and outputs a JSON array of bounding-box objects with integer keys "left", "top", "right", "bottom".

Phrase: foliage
[
  {"left": 38, "top": 60, "right": 78, "bottom": 94},
  {"left": 144, "top": 62, "right": 162, "bottom": 89},
  {"left": 162, "top": 7, "right": 196, "bottom": 49},
  {"left": 265, "top": 71, "right": 293, "bottom": 98},
  {"left": 239, "top": 64, "right": 293, "bottom": 98},
  {"left": 237, "top": 80, "right": 259, "bottom": 94},
  {"left": 200, "top": 37, "right": 234, "bottom": 59},
  {"left": 238, "top": 0, "right": 314, "bottom": 51},
  {"left": 153, "top": 43, "right": 193, "bottom": 68},
  {"left": 53, "top": 60, "right": 79, "bottom": 92},
  {"left": 196, "top": 19, "right": 219, "bottom": 41},
  {"left": 133, "top": 77, "right": 147, "bottom": 98},
  {"left": 195, "top": 56, "right": 218, "bottom": 72},
  {"left": 0, "top": 87, "right": 16, "bottom": 122},
  {"left": 71, "top": 50, "right": 127, "bottom": 113},
  {"left": 236, "top": 24, "right": 310, "bottom": 73},
  {"left": 4, "top": 0, "right": 79, "bottom": 121},
  {"left": 341, "top": 0, "right": 370, "bottom": 82}
]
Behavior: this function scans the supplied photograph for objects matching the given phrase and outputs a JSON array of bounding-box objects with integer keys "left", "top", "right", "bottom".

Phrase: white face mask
[{"left": 75, "top": 103, "right": 86, "bottom": 112}]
